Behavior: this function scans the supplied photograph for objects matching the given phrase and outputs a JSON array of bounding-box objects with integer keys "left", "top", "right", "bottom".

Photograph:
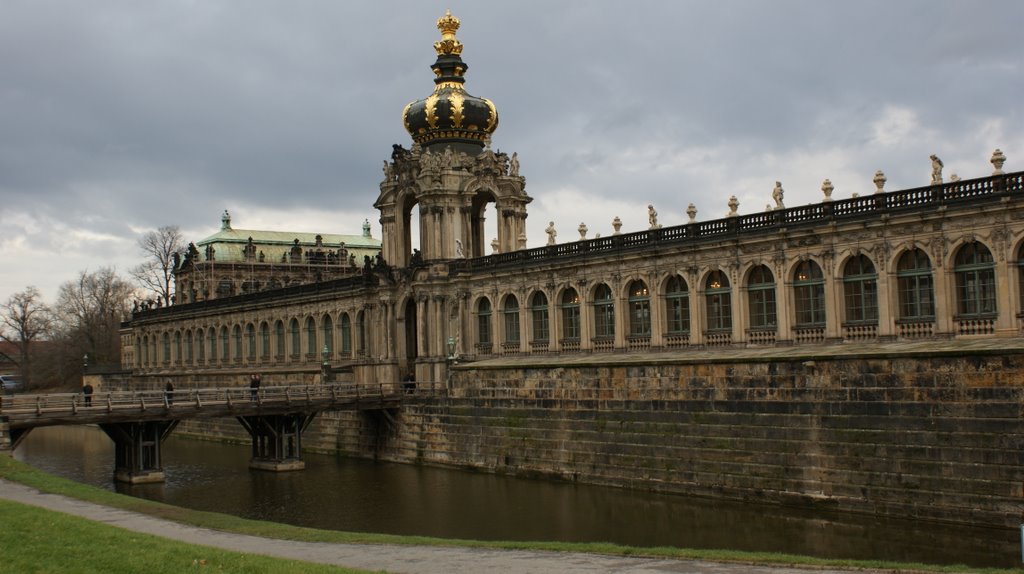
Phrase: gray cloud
[{"left": 1, "top": 0, "right": 1021, "bottom": 302}]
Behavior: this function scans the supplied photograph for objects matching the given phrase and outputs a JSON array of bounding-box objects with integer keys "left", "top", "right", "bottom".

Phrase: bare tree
[
  {"left": 130, "top": 225, "right": 184, "bottom": 306},
  {"left": 54, "top": 268, "right": 137, "bottom": 369},
  {"left": 0, "top": 286, "right": 52, "bottom": 386}
]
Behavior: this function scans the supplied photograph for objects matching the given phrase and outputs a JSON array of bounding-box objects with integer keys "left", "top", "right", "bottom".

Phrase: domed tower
[
  {"left": 376, "top": 11, "right": 530, "bottom": 267},
  {"left": 402, "top": 10, "right": 498, "bottom": 156}
]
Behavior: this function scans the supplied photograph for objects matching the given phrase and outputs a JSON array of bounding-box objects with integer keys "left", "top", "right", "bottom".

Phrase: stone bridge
[{"left": 0, "top": 382, "right": 402, "bottom": 483}]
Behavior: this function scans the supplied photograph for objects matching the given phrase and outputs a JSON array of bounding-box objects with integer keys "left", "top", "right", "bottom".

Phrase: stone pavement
[{"left": 0, "top": 479, "right": 886, "bottom": 574}]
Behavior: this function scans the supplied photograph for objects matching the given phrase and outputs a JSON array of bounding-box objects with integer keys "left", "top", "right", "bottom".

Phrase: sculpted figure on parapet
[{"left": 931, "top": 154, "right": 944, "bottom": 184}]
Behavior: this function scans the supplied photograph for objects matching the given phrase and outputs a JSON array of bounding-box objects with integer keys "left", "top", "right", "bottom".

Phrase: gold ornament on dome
[
  {"left": 401, "top": 101, "right": 413, "bottom": 132},
  {"left": 484, "top": 99, "right": 498, "bottom": 131},
  {"left": 423, "top": 94, "right": 440, "bottom": 129},
  {"left": 433, "top": 10, "right": 463, "bottom": 56},
  {"left": 448, "top": 92, "right": 465, "bottom": 128}
]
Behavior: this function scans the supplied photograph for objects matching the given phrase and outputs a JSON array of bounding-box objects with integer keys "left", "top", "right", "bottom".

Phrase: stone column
[{"left": 995, "top": 259, "right": 1016, "bottom": 336}]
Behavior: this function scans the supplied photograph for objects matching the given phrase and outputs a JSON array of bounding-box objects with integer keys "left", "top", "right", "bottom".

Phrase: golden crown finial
[{"left": 434, "top": 10, "right": 463, "bottom": 56}]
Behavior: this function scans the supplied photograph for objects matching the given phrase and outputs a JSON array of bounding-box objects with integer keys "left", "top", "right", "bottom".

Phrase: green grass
[
  {"left": 0, "top": 455, "right": 1020, "bottom": 573},
  {"left": 0, "top": 499, "right": 374, "bottom": 574}
]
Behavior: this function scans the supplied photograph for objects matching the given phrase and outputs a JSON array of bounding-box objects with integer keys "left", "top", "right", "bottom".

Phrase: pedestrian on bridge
[
  {"left": 165, "top": 381, "right": 175, "bottom": 406},
  {"left": 82, "top": 382, "right": 93, "bottom": 407},
  {"left": 249, "top": 373, "right": 261, "bottom": 402}
]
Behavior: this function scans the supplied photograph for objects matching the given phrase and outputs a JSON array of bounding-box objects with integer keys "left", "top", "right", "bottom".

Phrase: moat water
[{"left": 15, "top": 425, "right": 1019, "bottom": 568}]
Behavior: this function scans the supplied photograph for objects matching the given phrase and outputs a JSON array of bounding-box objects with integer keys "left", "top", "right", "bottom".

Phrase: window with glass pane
[
  {"left": 221, "top": 326, "right": 230, "bottom": 360},
  {"left": 260, "top": 322, "right": 270, "bottom": 359},
  {"left": 793, "top": 261, "right": 826, "bottom": 326},
  {"left": 954, "top": 242, "right": 996, "bottom": 316},
  {"left": 233, "top": 325, "right": 243, "bottom": 359},
  {"left": 245, "top": 324, "right": 255, "bottom": 360},
  {"left": 306, "top": 318, "right": 317, "bottom": 355},
  {"left": 843, "top": 255, "right": 878, "bottom": 323},
  {"left": 197, "top": 329, "right": 205, "bottom": 361},
  {"left": 340, "top": 314, "right": 352, "bottom": 353},
  {"left": 593, "top": 284, "right": 615, "bottom": 338},
  {"left": 530, "top": 292, "right": 549, "bottom": 342},
  {"left": 356, "top": 311, "right": 366, "bottom": 353},
  {"left": 477, "top": 298, "right": 492, "bottom": 344},
  {"left": 322, "top": 315, "right": 334, "bottom": 357},
  {"left": 561, "top": 289, "right": 580, "bottom": 340},
  {"left": 705, "top": 271, "right": 732, "bottom": 331},
  {"left": 290, "top": 319, "right": 300, "bottom": 356},
  {"left": 163, "top": 332, "right": 171, "bottom": 362},
  {"left": 175, "top": 331, "right": 182, "bottom": 363},
  {"left": 628, "top": 280, "right": 651, "bottom": 336},
  {"left": 503, "top": 296, "right": 520, "bottom": 343},
  {"left": 897, "top": 248, "right": 935, "bottom": 319},
  {"left": 747, "top": 265, "right": 777, "bottom": 328},
  {"left": 275, "top": 321, "right": 285, "bottom": 357},
  {"left": 665, "top": 275, "right": 690, "bottom": 334},
  {"left": 186, "top": 331, "right": 193, "bottom": 363}
]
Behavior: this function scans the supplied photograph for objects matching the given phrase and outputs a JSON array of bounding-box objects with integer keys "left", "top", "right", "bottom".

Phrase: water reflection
[{"left": 14, "top": 425, "right": 1018, "bottom": 568}]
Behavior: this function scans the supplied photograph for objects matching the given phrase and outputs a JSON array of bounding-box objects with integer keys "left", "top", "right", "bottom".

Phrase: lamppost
[
  {"left": 321, "top": 344, "right": 330, "bottom": 381},
  {"left": 82, "top": 353, "right": 89, "bottom": 373}
]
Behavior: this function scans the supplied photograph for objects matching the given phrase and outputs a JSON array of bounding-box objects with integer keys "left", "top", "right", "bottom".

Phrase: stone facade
[{"left": 119, "top": 12, "right": 1024, "bottom": 527}]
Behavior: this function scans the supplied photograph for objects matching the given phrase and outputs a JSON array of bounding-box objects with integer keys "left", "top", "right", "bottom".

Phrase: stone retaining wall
[{"left": 177, "top": 351, "right": 1024, "bottom": 528}]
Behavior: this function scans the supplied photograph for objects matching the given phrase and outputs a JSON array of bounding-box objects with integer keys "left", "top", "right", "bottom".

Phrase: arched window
[
  {"left": 306, "top": 317, "right": 317, "bottom": 357},
  {"left": 322, "top": 315, "right": 334, "bottom": 358},
  {"left": 162, "top": 332, "right": 171, "bottom": 364},
  {"left": 356, "top": 311, "right": 366, "bottom": 356},
  {"left": 503, "top": 295, "right": 520, "bottom": 344},
  {"left": 593, "top": 283, "right": 615, "bottom": 339},
  {"left": 477, "top": 298, "right": 492, "bottom": 346},
  {"left": 142, "top": 335, "right": 149, "bottom": 365},
  {"left": 220, "top": 326, "right": 230, "bottom": 361},
  {"left": 954, "top": 242, "right": 996, "bottom": 317},
  {"left": 275, "top": 320, "right": 285, "bottom": 358},
  {"left": 561, "top": 289, "right": 581, "bottom": 341},
  {"left": 197, "top": 329, "right": 205, "bottom": 362},
  {"left": 897, "top": 248, "right": 935, "bottom": 320},
  {"left": 233, "top": 325, "right": 243, "bottom": 360},
  {"left": 843, "top": 255, "right": 878, "bottom": 323},
  {"left": 627, "top": 280, "right": 651, "bottom": 337},
  {"left": 185, "top": 330, "right": 193, "bottom": 364},
  {"left": 665, "top": 275, "right": 690, "bottom": 335},
  {"left": 747, "top": 265, "right": 776, "bottom": 329},
  {"left": 289, "top": 319, "right": 300, "bottom": 358},
  {"left": 174, "top": 331, "right": 183, "bottom": 364},
  {"left": 260, "top": 322, "right": 270, "bottom": 360},
  {"left": 208, "top": 328, "right": 217, "bottom": 361},
  {"left": 705, "top": 271, "right": 732, "bottom": 332},
  {"left": 340, "top": 313, "right": 352, "bottom": 354},
  {"left": 530, "top": 292, "right": 549, "bottom": 343},
  {"left": 245, "top": 323, "right": 256, "bottom": 360},
  {"left": 793, "top": 260, "right": 826, "bottom": 326}
]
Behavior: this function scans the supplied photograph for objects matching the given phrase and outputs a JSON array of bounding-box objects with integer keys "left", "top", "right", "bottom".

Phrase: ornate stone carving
[
  {"left": 686, "top": 203, "right": 697, "bottom": 223},
  {"left": 545, "top": 221, "right": 557, "bottom": 245},
  {"left": 821, "top": 179, "right": 834, "bottom": 202},
  {"left": 929, "top": 236, "right": 947, "bottom": 267},
  {"left": 727, "top": 196, "right": 739, "bottom": 217},
  {"left": 612, "top": 216, "right": 622, "bottom": 234},
  {"left": 991, "top": 148, "right": 1006, "bottom": 175},
  {"left": 578, "top": 222, "right": 588, "bottom": 240},
  {"left": 772, "top": 182, "right": 785, "bottom": 209},
  {"left": 930, "top": 155, "right": 944, "bottom": 185},
  {"left": 648, "top": 204, "right": 660, "bottom": 229},
  {"left": 873, "top": 170, "right": 887, "bottom": 194}
]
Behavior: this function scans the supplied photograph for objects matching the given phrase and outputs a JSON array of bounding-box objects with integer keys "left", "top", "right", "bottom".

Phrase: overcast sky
[{"left": 1, "top": 1, "right": 1021, "bottom": 305}]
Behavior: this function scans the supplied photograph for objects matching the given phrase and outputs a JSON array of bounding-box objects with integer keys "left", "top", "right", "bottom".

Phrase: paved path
[{"left": 0, "top": 479, "right": 876, "bottom": 574}]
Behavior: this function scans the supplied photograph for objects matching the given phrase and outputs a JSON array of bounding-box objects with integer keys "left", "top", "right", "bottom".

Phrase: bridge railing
[{"left": 0, "top": 382, "right": 403, "bottom": 418}]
